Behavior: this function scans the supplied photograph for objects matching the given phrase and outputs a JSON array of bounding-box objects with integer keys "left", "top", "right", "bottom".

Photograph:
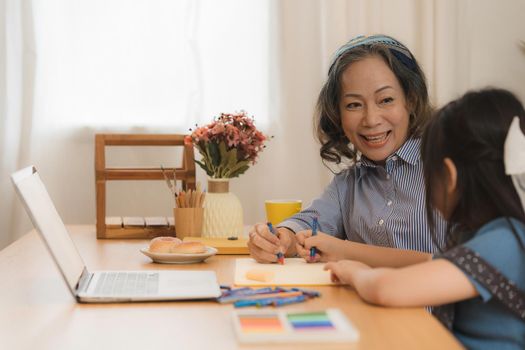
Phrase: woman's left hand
[
  {"left": 324, "top": 260, "right": 371, "bottom": 286},
  {"left": 295, "top": 231, "right": 347, "bottom": 262}
]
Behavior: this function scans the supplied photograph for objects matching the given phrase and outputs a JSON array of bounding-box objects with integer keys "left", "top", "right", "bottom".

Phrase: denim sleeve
[{"left": 278, "top": 171, "right": 349, "bottom": 239}]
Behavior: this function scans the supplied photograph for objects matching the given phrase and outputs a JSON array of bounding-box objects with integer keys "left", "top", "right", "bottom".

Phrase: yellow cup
[{"left": 265, "top": 199, "right": 302, "bottom": 226}]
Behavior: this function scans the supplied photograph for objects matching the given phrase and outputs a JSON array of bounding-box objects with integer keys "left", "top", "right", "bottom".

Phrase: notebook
[
  {"left": 234, "top": 258, "right": 334, "bottom": 286},
  {"left": 232, "top": 309, "right": 359, "bottom": 344},
  {"left": 11, "top": 166, "right": 221, "bottom": 303}
]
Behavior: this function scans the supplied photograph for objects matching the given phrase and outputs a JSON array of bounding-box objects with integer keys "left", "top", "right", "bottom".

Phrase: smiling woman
[
  {"left": 317, "top": 35, "right": 432, "bottom": 167},
  {"left": 339, "top": 56, "right": 410, "bottom": 164},
  {"left": 248, "top": 34, "right": 446, "bottom": 267}
]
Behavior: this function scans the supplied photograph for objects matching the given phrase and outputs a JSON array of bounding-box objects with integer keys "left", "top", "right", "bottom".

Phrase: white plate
[{"left": 140, "top": 246, "right": 218, "bottom": 264}]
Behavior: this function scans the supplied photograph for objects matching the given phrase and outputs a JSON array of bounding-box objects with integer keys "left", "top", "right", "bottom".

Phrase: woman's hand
[
  {"left": 247, "top": 223, "right": 297, "bottom": 263},
  {"left": 295, "top": 231, "right": 347, "bottom": 263},
  {"left": 324, "top": 260, "right": 372, "bottom": 286}
]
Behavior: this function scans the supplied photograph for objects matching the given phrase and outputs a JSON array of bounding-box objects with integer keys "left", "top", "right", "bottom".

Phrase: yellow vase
[{"left": 202, "top": 178, "right": 243, "bottom": 238}]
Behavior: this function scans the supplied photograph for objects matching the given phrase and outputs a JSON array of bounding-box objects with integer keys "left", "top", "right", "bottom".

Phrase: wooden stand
[
  {"left": 182, "top": 237, "right": 249, "bottom": 255},
  {"left": 95, "top": 134, "right": 196, "bottom": 239}
]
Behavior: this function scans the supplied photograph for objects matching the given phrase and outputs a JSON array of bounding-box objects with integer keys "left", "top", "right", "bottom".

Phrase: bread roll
[
  {"left": 149, "top": 236, "right": 182, "bottom": 253},
  {"left": 170, "top": 242, "right": 207, "bottom": 254}
]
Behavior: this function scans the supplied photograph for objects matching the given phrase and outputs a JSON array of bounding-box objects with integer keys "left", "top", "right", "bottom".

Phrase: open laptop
[{"left": 11, "top": 166, "right": 221, "bottom": 303}]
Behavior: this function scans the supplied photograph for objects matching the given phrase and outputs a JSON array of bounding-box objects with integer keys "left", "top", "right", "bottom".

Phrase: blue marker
[
  {"left": 309, "top": 217, "right": 318, "bottom": 261},
  {"left": 267, "top": 222, "right": 284, "bottom": 264}
]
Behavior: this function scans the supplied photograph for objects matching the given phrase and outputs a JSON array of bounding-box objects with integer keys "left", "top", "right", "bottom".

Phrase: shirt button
[
  {"left": 378, "top": 219, "right": 384, "bottom": 226},
  {"left": 392, "top": 156, "right": 398, "bottom": 161},
  {"left": 386, "top": 174, "right": 391, "bottom": 179},
  {"left": 387, "top": 200, "right": 392, "bottom": 206}
]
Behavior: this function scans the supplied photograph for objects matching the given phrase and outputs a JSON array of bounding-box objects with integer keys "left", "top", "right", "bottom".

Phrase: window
[{"left": 32, "top": 0, "right": 270, "bottom": 130}]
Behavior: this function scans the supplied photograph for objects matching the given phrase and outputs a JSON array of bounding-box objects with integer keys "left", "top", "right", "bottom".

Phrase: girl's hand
[
  {"left": 324, "top": 260, "right": 371, "bottom": 286},
  {"left": 295, "top": 231, "right": 346, "bottom": 263},
  {"left": 247, "top": 223, "right": 297, "bottom": 263}
]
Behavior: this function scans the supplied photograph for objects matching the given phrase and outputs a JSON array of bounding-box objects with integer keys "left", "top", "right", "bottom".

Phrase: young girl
[
  {"left": 325, "top": 88, "right": 525, "bottom": 349},
  {"left": 248, "top": 34, "right": 446, "bottom": 266}
]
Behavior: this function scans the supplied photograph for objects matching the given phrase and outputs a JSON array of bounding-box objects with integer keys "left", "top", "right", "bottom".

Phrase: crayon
[
  {"left": 217, "top": 287, "right": 276, "bottom": 303},
  {"left": 309, "top": 217, "right": 318, "bottom": 261},
  {"left": 290, "top": 287, "right": 321, "bottom": 298},
  {"left": 233, "top": 294, "right": 307, "bottom": 308},
  {"left": 267, "top": 222, "right": 285, "bottom": 264},
  {"left": 273, "top": 295, "right": 307, "bottom": 307}
]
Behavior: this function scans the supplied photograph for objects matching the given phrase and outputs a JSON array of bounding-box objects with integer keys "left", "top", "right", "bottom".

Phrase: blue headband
[{"left": 328, "top": 35, "right": 417, "bottom": 74}]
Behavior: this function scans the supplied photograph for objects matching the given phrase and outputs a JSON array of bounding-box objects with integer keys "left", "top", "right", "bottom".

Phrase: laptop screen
[{"left": 11, "top": 166, "right": 85, "bottom": 294}]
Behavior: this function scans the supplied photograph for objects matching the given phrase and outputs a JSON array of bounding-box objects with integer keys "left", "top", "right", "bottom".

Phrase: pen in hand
[
  {"left": 267, "top": 222, "right": 285, "bottom": 265},
  {"left": 309, "top": 216, "right": 318, "bottom": 262}
]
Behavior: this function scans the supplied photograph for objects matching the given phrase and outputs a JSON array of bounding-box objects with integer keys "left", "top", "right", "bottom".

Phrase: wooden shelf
[
  {"left": 103, "top": 168, "right": 195, "bottom": 180},
  {"left": 104, "top": 227, "right": 175, "bottom": 239},
  {"left": 95, "top": 134, "right": 196, "bottom": 239}
]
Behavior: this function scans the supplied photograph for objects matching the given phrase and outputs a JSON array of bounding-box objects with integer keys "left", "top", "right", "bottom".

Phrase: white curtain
[
  {"left": 2, "top": 0, "right": 525, "bottom": 249},
  {"left": 1, "top": 0, "right": 37, "bottom": 249}
]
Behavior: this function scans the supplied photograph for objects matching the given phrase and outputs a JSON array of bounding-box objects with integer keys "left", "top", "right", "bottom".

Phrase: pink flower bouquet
[{"left": 185, "top": 111, "right": 269, "bottom": 178}]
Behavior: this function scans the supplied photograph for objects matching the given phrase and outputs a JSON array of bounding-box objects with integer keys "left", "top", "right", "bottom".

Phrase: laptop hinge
[{"left": 76, "top": 267, "right": 93, "bottom": 294}]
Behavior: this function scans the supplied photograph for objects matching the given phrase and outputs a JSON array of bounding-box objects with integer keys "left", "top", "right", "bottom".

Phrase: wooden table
[{"left": 0, "top": 226, "right": 463, "bottom": 350}]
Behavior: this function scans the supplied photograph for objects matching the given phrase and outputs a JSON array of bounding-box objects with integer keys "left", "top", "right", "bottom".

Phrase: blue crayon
[
  {"left": 309, "top": 217, "right": 318, "bottom": 261},
  {"left": 267, "top": 222, "right": 284, "bottom": 264},
  {"left": 234, "top": 296, "right": 281, "bottom": 308},
  {"left": 233, "top": 299, "right": 264, "bottom": 308},
  {"left": 291, "top": 287, "right": 321, "bottom": 298},
  {"left": 218, "top": 287, "right": 276, "bottom": 303},
  {"left": 274, "top": 295, "right": 307, "bottom": 307},
  {"left": 234, "top": 295, "right": 307, "bottom": 308}
]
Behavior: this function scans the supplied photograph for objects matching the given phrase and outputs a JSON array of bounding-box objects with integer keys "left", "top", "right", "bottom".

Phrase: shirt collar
[
  {"left": 357, "top": 137, "right": 421, "bottom": 168},
  {"left": 395, "top": 137, "right": 421, "bottom": 165}
]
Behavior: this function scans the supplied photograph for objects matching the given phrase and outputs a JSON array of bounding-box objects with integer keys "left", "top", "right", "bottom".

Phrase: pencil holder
[{"left": 174, "top": 207, "right": 204, "bottom": 239}]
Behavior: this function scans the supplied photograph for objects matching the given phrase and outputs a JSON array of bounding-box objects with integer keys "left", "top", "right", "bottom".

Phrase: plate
[{"left": 140, "top": 246, "right": 218, "bottom": 264}]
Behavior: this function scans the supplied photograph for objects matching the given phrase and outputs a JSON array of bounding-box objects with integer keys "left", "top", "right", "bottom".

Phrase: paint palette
[{"left": 232, "top": 309, "right": 359, "bottom": 344}]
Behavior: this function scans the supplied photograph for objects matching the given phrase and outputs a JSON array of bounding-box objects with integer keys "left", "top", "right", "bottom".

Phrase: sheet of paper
[{"left": 234, "top": 258, "right": 334, "bottom": 286}]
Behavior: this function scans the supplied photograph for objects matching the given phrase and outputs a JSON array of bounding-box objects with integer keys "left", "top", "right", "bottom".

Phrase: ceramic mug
[{"left": 264, "top": 199, "right": 302, "bottom": 226}]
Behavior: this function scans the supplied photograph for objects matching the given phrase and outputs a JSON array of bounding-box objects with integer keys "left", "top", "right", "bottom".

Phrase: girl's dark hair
[
  {"left": 315, "top": 36, "right": 431, "bottom": 165},
  {"left": 422, "top": 88, "right": 525, "bottom": 249}
]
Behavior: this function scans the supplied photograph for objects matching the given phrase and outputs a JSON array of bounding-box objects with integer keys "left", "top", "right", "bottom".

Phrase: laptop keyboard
[{"left": 94, "top": 272, "right": 159, "bottom": 296}]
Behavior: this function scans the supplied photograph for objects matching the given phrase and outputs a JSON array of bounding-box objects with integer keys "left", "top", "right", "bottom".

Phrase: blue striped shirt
[{"left": 280, "top": 138, "right": 447, "bottom": 253}]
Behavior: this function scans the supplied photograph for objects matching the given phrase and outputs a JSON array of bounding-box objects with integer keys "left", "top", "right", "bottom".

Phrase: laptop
[{"left": 11, "top": 166, "right": 221, "bottom": 303}]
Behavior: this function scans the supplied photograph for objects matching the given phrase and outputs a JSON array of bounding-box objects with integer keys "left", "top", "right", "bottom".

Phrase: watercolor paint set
[{"left": 232, "top": 308, "right": 359, "bottom": 344}]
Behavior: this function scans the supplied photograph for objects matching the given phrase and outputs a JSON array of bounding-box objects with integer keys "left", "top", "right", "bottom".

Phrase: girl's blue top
[{"left": 444, "top": 217, "right": 525, "bottom": 349}]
